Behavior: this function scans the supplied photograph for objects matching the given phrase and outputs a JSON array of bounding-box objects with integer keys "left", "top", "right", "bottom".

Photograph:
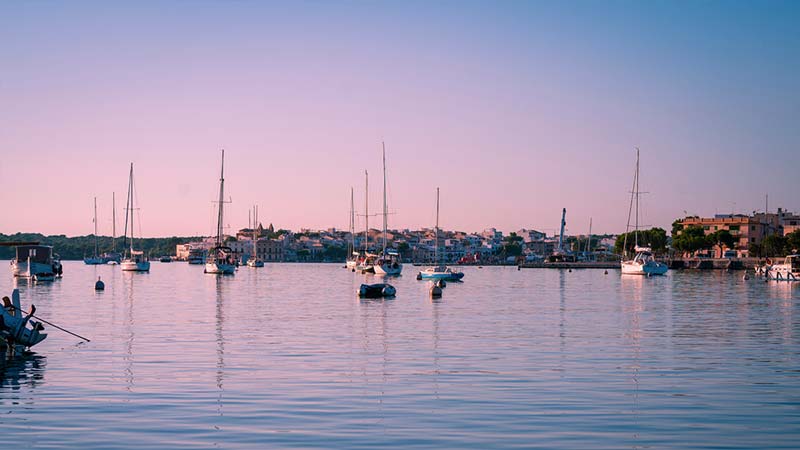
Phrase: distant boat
[
  {"left": 345, "top": 187, "right": 359, "bottom": 270},
  {"left": 159, "top": 256, "right": 172, "bottom": 263},
  {"left": 620, "top": 148, "right": 668, "bottom": 276},
  {"left": 102, "top": 191, "right": 122, "bottom": 264},
  {"left": 373, "top": 143, "right": 403, "bottom": 276},
  {"left": 120, "top": 163, "right": 151, "bottom": 272},
  {"left": 418, "top": 188, "right": 464, "bottom": 281},
  {"left": 246, "top": 205, "right": 264, "bottom": 268},
  {"left": 355, "top": 170, "right": 375, "bottom": 273},
  {"left": 188, "top": 247, "right": 206, "bottom": 264},
  {"left": 205, "top": 150, "right": 236, "bottom": 275},
  {"left": 84, "top": 197, "right": 105, "bottom": 265}
]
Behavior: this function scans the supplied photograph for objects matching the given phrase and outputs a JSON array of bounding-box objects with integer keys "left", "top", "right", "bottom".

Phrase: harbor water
[{"left": 1, "top": 262, "right": 799, "bottom": 448}]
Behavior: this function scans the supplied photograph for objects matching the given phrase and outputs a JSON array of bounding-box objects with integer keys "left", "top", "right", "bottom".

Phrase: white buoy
[{"left": 95, "top": 276, "right": 105, "bottom": 291}]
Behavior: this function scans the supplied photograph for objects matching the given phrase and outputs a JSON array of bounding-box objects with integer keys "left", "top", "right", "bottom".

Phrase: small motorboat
[
  {"left": 358, "top": 283, "right": 396, "bottom": 299},
  {"left": 159, "top": 256, "right": 172, "bottom": 263},
  {"left": 1, "top": 289, "right": 47, "bottom": 352}
]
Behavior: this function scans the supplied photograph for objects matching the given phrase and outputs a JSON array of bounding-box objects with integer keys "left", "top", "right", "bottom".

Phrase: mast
[
  {"left": 435, "top": 187, "right": 440, "bottom": 265},
  {"left": 623, "top": 148, "right": 639, "bottom": 257},
  {"left": 382, "top": 142, "right": 387, "bottom": 255},
  {"left": 586, "top": 217, "right": 592, "bottom": 253},
  {"left": 112, "top": 192, "right": 116, "bottom": 253},
  {"left": 558, "top": 208, "right": 566, "bottom": 254},
  {"left": 216, "top": 149, "right": 226, "bottom": 248},
  {"left": 364, "top": 170, "right": 369, "bottom": 253},
  {"left": 128, "top": 163, "right": 135, "bottom": 253},
  {"left": 634, "top": 148, "right": 640, "bottom": 248},
  {"left": 349, "top": 187, "right": 355, "bottom": 254},
  {"left": 93, "top": 196, "right": 98, "bottom": 258}
]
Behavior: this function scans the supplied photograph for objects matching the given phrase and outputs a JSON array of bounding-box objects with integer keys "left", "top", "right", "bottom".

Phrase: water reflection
[
  {"left": 215, "top": 276, "right": 226, "bottom": 421},
  {"left": 0, "top": 352, "right": 46, "bottom": 394},
  {"left": 123, "top": 272, "right": 136, "bottom": 391}
]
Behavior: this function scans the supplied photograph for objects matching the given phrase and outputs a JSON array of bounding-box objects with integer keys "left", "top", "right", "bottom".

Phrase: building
[{"left": 677, "top": 208, "right": 797, "bottom": 257}]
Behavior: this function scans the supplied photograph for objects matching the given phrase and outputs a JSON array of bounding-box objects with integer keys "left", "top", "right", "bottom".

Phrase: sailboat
[
  {"left": 620, "top": 148, "right": 668, "bottom": 276},
  {"left": 205, "top": 150, "right": 236, "bottom": 275},
  {"left": 103, "top": 192, "right": 122, "bottom": 264},
  {"left": 418, "top": 188, "right": 464, "bottom": 281},
  {"left": 374, "top": 143, "right": 403, "bottom": 275},
  {"left": 84, "top": 197, "right": 105, "bottom": 264},
  {"left": 246, "top": 205, "right": 264, "bottom": 268},
  {"left": 356, "top": 170, "right": 377, "bottom": 273},
  {"left": 345, "top": 187, "right": 359, "bottom": 270},
  {"left": 120, "top": 163, "right": 151, "bottom": 272}
]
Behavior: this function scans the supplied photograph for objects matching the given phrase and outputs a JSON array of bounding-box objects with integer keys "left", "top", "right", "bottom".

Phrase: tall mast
[
  {"left": 93, "top": 196, "right": 98, "bottom": 257},
  {"left": 435, "top": 187, "right": 440, "bottom": 265},
  {"left": 364, "top": 170, "right": 369, "bottom": 253},
  {"left": 112, "top": 192, "right": 116, "bottom": 253},
  {"left": 216, "top": 149, "right": 226, "bottom": 247},
  {"left": 586, "top": 217, "right": 592, "bottom": 253},
  {"left": 623, "top": 148, "right": 639, "bottom": 257},
  {"left": 350, "top": 187, "right": 355, "bottom": 254},
  {"left": 634, "top": 148, "right": 640, "bottom": 248},
  {"left": 128, "top": 163, "right": 135, "bottom": 253},
  {"left": 382, "top": 142, "right": 387, "bottom": 254}
]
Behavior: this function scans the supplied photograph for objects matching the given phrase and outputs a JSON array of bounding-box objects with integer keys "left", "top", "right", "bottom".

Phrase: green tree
[
  {"left": 616, "top": 227, "right": 668, "bottom": 255},
  {"left": 762, "top": 234, "right": 788, "bottom": 257},
  {"left": 748, "top": 242, "right": 762, "bottom": 258},
  {"left": 671, "top": 226, "right": 708, "bottom": 256},
  {"left": 786, "top": 230, "right": 800, "bottom": 254},
  {"left": 706, "top": 230, "right": 735, "bottom": 257}
]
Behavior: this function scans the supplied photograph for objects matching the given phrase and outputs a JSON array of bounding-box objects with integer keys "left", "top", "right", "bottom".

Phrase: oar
[{"left": 18, "top": 309, "right": 91, "bottom": 343}]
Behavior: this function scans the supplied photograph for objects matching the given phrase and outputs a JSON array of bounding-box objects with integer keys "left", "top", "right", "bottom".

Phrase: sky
[{"left": 1, "top": 1, "right": 798, "bottom": 238}]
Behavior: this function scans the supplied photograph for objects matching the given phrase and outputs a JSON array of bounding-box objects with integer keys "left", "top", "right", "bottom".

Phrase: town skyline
[{"left": 2, "top": 2, "right": 798, "bottom": 237}]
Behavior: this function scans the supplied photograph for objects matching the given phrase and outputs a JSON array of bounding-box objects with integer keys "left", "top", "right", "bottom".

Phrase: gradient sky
[{"left": 1, "top": 1, "right": 798, "bottom": 238}]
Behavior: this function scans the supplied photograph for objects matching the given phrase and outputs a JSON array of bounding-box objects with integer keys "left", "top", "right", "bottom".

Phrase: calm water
[{"left": 1, "top": 262, "right": 799, "bottom": 449}]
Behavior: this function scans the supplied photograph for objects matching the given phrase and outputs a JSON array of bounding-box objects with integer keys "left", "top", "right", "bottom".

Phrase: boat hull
[
  {"left": 419, "top": 270, "right": 464, "bottom": 281},
  {"left": 374, "top": 262, "right": 403, "bottom": 276},
  {"left": 11, "top": 261, "right": 56, "bottom": 278},
  {"left": 246, "top": 260, "right": 264, "bottom": 268},
  {"left": 205, "top": 263, "right": 235, "bottom": 274},
  {"left": 83, "top": 257, "right": 105, "bottom": 265},
  {"left": 121, "top": 261, "right": 150, "bottom": 271},
  {"left": 620, "top": 261, "right": 668, "bottom": 275}
]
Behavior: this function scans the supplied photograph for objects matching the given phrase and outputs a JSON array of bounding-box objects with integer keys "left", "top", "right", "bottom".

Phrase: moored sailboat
[
  {"left": 205, "top": 150, "right": 236, "bottom": 275},
  {"left": 418, "top": 188, "right": 464, "bottom": 281},
  {"left": 620, "top": 148, "right": 668, "bottom": 276},
  {"left": 120, "top": 163, "right": 151, "bottom": 272},
  {"left": 373, "top": 143, "right": 403, "bottom": 276},
  {"left": 246, "top": 205, "right": 264, "bottom": 268},
  {"left": 84, "top": 197, "right": 105, "bottom": 265}
]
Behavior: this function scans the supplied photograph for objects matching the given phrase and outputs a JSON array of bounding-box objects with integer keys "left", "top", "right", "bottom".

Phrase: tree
[
  {"left": 762, "top": 234, "right": 787, "bottom": 257},
  {"left": 706, "top": 230, "right": 735, "bottom": 257},
  {"left": 615, "top": 227, "right": 668, "bottom": 255},
  {"left": 671, "top": 226, "right": 708, "bottom": 256},
  {"left": 748, "top": 242, "right": 762, "bottom": 258},
  {"left": 786, "top": 230, "right": 800, "bottom": 254}
]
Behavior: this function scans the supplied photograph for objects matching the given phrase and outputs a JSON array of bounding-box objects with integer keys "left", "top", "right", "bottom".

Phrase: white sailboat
[
  {"left": 205, "top": 150, "right": 236, "bottom": 275},
  {"left": 374, "top": 143, "right": 403, "bottom": 276},
  {"left": 246, "top": 205, "right": 264, "bottom": 268},
  {"left": 345, "top": 187, "right": 359, "bottom": 270},
  {"left": 418, "top": 187, "right": 464, "bottom": 281},
  {"left": 121, "top": 163, "right": 151, "bottom": 272},
  {"left": 621, "top": 148, "right": 668, "bottom": 276},
  {"left": 356, "top": 170, "right": 377, "bottom": 273},
  {"left": 84, "top": 197, "right": 105, "bottom": 265}
]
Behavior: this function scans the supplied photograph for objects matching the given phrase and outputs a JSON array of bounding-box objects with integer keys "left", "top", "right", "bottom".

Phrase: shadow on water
[{"left": 0, "top": 351, "right": 46, "bottom": 392}]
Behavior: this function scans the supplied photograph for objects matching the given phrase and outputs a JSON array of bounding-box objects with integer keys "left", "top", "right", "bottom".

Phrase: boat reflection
[{"left": 0, "top": 352, "right": 46, "bottom": 394}]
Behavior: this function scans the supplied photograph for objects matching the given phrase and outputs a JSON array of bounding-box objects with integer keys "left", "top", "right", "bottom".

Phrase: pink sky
[{"left": 1, "top": 2, "right": 798, "bottom": 238}]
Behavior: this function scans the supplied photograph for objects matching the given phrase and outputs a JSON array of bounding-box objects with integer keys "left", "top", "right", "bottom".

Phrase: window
[
  {"left": 751, "top": 226, "right": 756, "bottom": 230},
  {"left": 703, "top": 226, "right": 710, "bottom": 230},
  {"left": 729, "top": 225, "right": 740, "bottom": 231},
  {"left": 714, "top": 226, "right": 718, "bottom": 230},
  {"left": 751, "top": 238, "right": 755, "bottom": 243}
]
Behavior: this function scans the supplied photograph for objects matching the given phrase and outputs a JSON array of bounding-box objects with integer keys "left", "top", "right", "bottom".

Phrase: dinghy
[
  {"left": 358, "top": 283, "right": 396, "bottom": 299},
  {"left": 0, "top": 289, "right": 47, "bottom": 351}
]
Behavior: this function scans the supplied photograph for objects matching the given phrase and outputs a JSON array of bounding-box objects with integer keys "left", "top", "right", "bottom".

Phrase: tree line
[{"left": 0, "top": 233, "right": 202, "bottom": 260}]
